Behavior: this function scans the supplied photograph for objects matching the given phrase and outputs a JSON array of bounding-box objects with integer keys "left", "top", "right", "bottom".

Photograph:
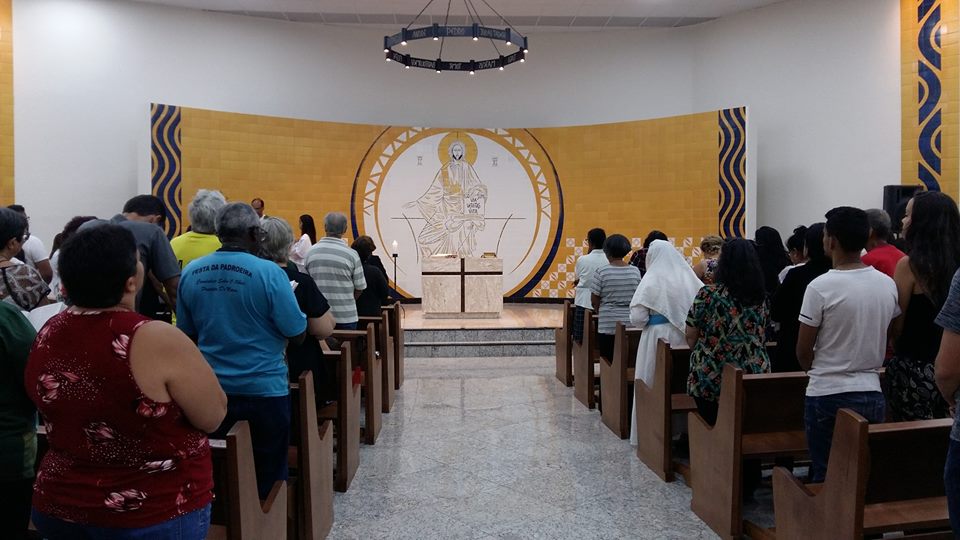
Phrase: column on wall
[{"left": 902, "top": 0, "right": 959, "bottom": 200}]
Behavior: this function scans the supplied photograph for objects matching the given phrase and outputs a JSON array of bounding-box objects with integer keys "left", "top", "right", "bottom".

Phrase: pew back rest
[
  {"left": 741, "top": 372, "right": 808, "bottom": 434},
  {"left": 865, "top": 419, "right": 951, "bottom": 504}
]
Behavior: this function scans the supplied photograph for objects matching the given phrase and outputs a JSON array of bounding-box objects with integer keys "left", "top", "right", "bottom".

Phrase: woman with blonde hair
[{"left": 693, "top": 235, "right": 723, "bottom": 284}]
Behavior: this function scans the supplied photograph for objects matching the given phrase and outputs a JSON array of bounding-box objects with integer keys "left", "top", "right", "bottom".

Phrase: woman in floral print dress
[
  {"left": 685, "top": 237, "right": 771, "bottom": 423},
  {"left": 25, "top": 225, "right": 227, "bottom": 539}
]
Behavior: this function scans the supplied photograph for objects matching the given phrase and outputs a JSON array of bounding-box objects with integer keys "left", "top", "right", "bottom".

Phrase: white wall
[
  {"left": 693, "top": 0, "right": 902, "bottom": 236},
  {"left": 13, "top": 0, "right": 900, "bottom": 246}
]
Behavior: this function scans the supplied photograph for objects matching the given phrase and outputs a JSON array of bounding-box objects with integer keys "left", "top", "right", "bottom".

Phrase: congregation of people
[
  {"left": 573, "top": 193, "right": 960, "bottom": 532},
  {"left": 0, "top": 192, "right": 392, "bottom": 538},
  {"left": 5, "top": 187, "right": 960, "bottom": 537}
]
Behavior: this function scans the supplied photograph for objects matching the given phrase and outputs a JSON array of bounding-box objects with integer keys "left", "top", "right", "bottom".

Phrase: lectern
[{"left": 421, "top": 257, "right": 503, "bottom": 318}]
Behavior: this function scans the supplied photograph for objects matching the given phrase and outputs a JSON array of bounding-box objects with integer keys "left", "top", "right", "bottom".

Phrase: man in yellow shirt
[{"left": 171, "top": 190, "right": 227, "bottom": 270}]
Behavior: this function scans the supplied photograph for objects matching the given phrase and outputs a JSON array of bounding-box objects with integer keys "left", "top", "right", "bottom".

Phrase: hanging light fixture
[{"left": 383, "top": 0, "right": 528, "bottom": 74}]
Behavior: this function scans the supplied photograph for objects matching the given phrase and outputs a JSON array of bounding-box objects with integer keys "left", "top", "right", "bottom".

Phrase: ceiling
[{"left": 127, "top": 0, "right": 788, "bottom": 30}]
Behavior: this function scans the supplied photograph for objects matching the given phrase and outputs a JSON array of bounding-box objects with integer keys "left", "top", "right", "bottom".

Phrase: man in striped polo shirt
[{"left": 305, "top": 212, "right": 367, "bottom": 329}]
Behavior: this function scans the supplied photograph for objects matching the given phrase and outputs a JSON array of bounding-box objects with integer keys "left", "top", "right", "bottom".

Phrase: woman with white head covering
[{"left": 629, "top": 239, "right": 703, "bottom": 445}]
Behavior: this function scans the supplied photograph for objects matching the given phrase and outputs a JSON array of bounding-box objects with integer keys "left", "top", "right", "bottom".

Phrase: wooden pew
[
  {"left": 317, "top": 340, "right": 360, "bottom": 492},
  {"left": 772, "top": 410, "right": 952, "bottom": 539},
  {"left": 387, "top": 302, "right": 404, "bottom": 390},
  {"left": 208, "top": 421, "right": 288, "bottom": 540},
  {"left": 635, "top": 339, "right": 696, "bottom": 481},
  {"left": 600, "top": 322, "right": 641, "bottom": 438},
  {"left": 688, "top": 364, "right": 808, "bottom": 539},
  {"left": 572, "top": 310, "right": 599, "bottom": 409},
  {"left": 332, "top": 323, "right": 382, "bottom": 445},
  {"left": 359, "top": 311, "right": 396, "bottom": 413},
  {"left": 288, "top": 372, "right": 334, "bottom": 540},
  {"left": 554, "top": 300, "right": 575, "bottom": 387}
]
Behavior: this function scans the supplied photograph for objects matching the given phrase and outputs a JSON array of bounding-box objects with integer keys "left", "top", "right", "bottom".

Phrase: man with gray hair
[
  {"left": 170, "top": 189, "right": 227, "bottom": 270},
  {"left": 306, "top": 211, "right": 366, "bottom": 329},
  {"left": 177, "top": 202, "right": 306, "bottom": 501},
  {"left": 862, "top": 208, "right": 904, "bottom": 278}
]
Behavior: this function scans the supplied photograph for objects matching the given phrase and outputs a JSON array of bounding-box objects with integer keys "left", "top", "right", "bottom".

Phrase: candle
[{"left": 392, "top": 240, "right": 398, "bottom": 254}]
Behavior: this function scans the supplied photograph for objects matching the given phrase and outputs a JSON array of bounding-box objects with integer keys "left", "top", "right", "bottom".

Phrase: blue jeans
[
  {"left": 335, "top": 322, "right": 357, "bottom": 330},
  {"left": 804, "top": 391, "right": 885, "bottom": 482},
  {"left": 211, "top": 394, "right": 289, "bottom": 500},
  {"left": 945, "top": 438, "right": 960, "bottom": 536},
  {"left": 32, "top": 503, "right": 210, "bottom": 539}
]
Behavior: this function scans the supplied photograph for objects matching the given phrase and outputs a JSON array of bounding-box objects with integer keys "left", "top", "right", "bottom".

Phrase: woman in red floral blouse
[{"left": 25, "top": 225, "right": 227, "bottom": 539}]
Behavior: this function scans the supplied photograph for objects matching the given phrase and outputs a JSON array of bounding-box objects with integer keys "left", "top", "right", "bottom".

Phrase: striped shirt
[
  {"left": 305, "top": 237, "right": 367, "bottom": 324},
  {"left": 589, "top": 264, "right": 641, "bottom": 335}
]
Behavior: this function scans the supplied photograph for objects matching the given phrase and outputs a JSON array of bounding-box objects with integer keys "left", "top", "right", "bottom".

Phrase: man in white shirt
[
  {"left": 7, "top": 205, "right": 52, "bottom": 283},
  {"left": 797, "top": 206, "right": 899, "bottom": 482},
  {"left": 572, "top": 228, "right": 607, "bottom": 344}
]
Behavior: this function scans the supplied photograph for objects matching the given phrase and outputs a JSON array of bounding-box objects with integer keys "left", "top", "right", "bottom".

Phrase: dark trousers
[
  {"left": 212, "top": 394, "right": 290, "bottom": 500},
  {"left": 572, "top": 306, "right": 586, "bottom": 344},
  {"left": 0, "top": 476, "right": 33, "bottom": 540},
  {"left": 598, "top": 333, "right": 615, "bottom": 362},
  {"left": 695, "top": 396, "right": 761, "bottom": 498},
  {"left": 335, "top": 322, "right": 357, "bottom": 330},
  {"left": 804, "top": 391, "right": 885, "bottom": 482},
  {"left": 945, "top": 438, "right": 960, "bottom": 536}
]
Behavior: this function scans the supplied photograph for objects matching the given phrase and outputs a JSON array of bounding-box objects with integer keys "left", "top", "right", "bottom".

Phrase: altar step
[{"left": 404, "top": 328, "right": 556, "bottom": 358}]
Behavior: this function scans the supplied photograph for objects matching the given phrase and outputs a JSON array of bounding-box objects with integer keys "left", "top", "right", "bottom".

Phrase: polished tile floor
[{"left": 328, "top": 356, "right": 723, "bottom": 539}]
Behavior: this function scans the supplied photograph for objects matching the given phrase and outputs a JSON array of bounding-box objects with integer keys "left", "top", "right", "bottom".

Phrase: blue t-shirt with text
[{"left": 177, "top": 250, "right": 306, "bottom": 397}]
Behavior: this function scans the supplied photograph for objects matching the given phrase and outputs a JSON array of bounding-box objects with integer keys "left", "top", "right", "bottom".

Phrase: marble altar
[{"left": 421, "top": 257, "right": 503, "bottom": 318}]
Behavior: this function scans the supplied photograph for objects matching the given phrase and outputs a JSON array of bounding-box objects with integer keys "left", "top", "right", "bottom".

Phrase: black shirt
[
  {"left": 282, "top": 265, "right": 330, "bottom": 382},
  {"left": 356, "top": 262, "right": 390, "bottom": 318},
  {"left": 770, "top": 259, "right": 831, "bottom": 372}
]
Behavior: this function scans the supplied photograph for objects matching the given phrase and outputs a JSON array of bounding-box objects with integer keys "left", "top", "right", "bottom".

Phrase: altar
[{"left": 421, "top": 257, "right": 503, "bottom": 318}]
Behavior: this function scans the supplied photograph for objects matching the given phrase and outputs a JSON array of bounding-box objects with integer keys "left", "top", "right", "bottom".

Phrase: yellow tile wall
[
  {"left": 178, "top": 108, "right": 721, "bottom": 298},
  {"left": 0, "top": 0, "right": 12, "bottom": 205}
]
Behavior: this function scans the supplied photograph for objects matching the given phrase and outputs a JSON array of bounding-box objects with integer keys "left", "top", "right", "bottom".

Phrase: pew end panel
[
  {"left": 689, "top": 364, "right": 809, "bottom": 539},
  {"left": 295, "top": 371, "right": 334, "bottom": 540},
  {"left": 359, "top": 313, "right": 396, "bottom": 413},
  {"left": 387, "top": 303, "right": 404, "bottom": 390},
  {"left": 635, "top": 339, "right": 693, "bottom": 482},
  {"left": 573, "top": 310, "right": 599, "bottom": 409},
  {"left": 600, "top": 323, "right": 641, "bottom": 439},
  {"left": 210, "top": 421, "right": 288, "bottom": 540},
  {"left": 320, "top": 341, "right": 361, "bottom": 493},
  {"left": 331, "top": 324, "right": 382, "bottom": 445},
  {"left": 555, "top": 300, "right": 574, "bottom": 387}
]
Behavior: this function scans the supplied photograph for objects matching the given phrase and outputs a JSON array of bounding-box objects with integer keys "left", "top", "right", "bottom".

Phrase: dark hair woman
[
  {"left": 685, "top": 238, "right": 769, "bottom": 497},
  {"left": 755, "top": 226, "right": 791, "bottom": 297},
  {"left": 289, "top": 214, "right": 318, "bottom": 271},
  {"left": 686, "top": 238, "right": 770, "bottom": 420},
  {"left": 49, "top": 215, "right": 97, "bottom": 302},
  {"left": 887, "top": 191, "right": 960, "bottom": 420},
  {"left": 771, "top": 223, "right": 831, "bottom": 372},
  {"left": 26, "top": 225, "right": 227, "bottom": 538},
  {"left": 629, "top": 230, "right": 668, "bottom": 275},
  {"left": 591, "top": 234, "right": 642, "bottom": 361},
  {"left": 0, "top": 208, "right": 51, "bottom": 310}
]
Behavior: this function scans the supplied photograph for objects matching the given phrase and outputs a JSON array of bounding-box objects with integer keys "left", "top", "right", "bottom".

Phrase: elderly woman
[
  {"left": 260, "top": 217, "right": 336, "bottom": 401},
  {"left": 351, "top": 235, "right": 391, "bottom": 318},
  {"left": 0, "top": 207, "right": 50, "bottom": 310},
  {"left": 170, "top": 189, "right": 227, "bottom": 271},
  {"left": 629, "top": 240, "right": 703, "bottom": 445},
  {"left": 26, "top": 224, "right": 227, "bottom": 539},
  {"left": 693, "top": 235, "right": 722, "bottom": 284}
]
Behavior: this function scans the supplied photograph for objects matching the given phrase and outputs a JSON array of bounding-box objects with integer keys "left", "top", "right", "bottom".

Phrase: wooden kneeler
[
  {"left": 318, "top": 340, "right": 360, "bottom": 492},
  {"left": 688, "top": 364, "right": 808, "bottom": 539},
  {"left": 331, "top": 324, "right": 382, "bottom": 445},
  {"left": 600, "top": 323, "right": 641, "bottom": 438},
  {"left": 555, "top": 300, "right": 574, "bottom": 387},
  {"left": 773, "top": 410, "right": 952, "bottom": 539},
  {"left": 635, "top": 340, "right": 695, "bottom": 482},
  {"left": 359, "top": 312, "right": 396, "bottom": 413},
  {"left": 572, "top": 310, "right": 599, "bottom": 409},
  {"left": 289, "top": 372, "right": 334, "bottom": 540},
  {"left": 208, "top": 421, "right": 288, "bottom": 540}
]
